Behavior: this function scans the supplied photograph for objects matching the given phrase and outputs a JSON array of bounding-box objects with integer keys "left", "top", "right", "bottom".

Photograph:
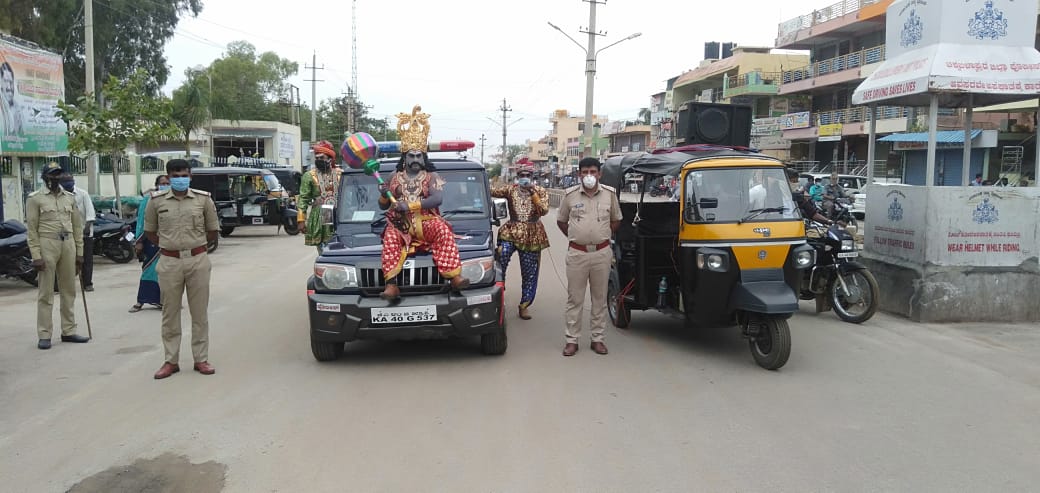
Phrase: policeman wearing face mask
[
  {"left": 556, "top": 157, "right": 622, "bottom": 357},
  {"left": 25, "top": 162, "right": 87, "bottom": 349}
]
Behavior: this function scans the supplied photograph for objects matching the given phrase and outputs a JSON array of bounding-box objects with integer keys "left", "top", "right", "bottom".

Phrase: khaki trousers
[
  {"left": 564, "top": 246, "right": 612, "bottom": 344},
  {"left": 37, "top": 237, "right": 77, "bottom": 339},
  {"left": 157, "top": 252, "right": 212, "bottom": 364}
]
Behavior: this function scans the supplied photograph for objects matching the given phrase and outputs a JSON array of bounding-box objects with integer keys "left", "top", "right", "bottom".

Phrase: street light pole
[{"left": 548, "top": 5, "right": 641, "bottom": 160}]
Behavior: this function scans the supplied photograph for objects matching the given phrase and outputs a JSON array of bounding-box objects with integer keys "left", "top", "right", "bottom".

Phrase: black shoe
[
  {"left": 38, "top": 339, "right": 52, "bottom": 350},
  {"left": 84, "top": 285, "right": 94, "bottom": 292},
  {"left": 60, "top": 334, "right": 90, "bottom": 343}
]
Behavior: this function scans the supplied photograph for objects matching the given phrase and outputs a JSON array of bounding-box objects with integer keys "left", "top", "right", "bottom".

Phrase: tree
[
  {"left": 170, "top": 69, "right": 210, "bottom": 156},
  {"left": 59, "top": 69, "right": 179, "bottom": 217},
  {"left": 495, "top": 144, "right": 527, "bottom": 166},
  {"left": 638, "top": 107, "right": 651, "bottom": 125},
  {"left": 0, "top": 0, "right": 203, "bottom": 101},
  {"left": 206, "top": 41, "right": 298, "bottom": 123},
  {"left": 312, "top": 94, "right": 398, "bottom": 143}
]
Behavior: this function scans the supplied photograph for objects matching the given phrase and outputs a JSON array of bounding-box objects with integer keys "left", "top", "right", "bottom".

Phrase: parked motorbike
[
  {"left": 93, "top": 213, "right": 136, "bottom": 264},
  {"left": 800, "top": 220, "right": 879, "bottom": 323},
  {"left": 648, "top": 183, "right": 672, "bottom": 197},
  {"left": 0, "top": 220, "right": 39, "bottom": 286}
]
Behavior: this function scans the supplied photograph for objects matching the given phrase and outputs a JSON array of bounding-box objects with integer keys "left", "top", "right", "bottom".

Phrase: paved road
[{"left": 1, "top": 219, "right": 1038, "bottom": 492}]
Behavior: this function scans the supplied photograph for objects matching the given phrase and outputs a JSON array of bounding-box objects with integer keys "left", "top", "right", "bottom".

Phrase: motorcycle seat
[
  {"left": 0, "top": 232, "right": 27, "bottom": 248},
  {"left": 0, "top": 220, "right": 27, "bottom": 238}
]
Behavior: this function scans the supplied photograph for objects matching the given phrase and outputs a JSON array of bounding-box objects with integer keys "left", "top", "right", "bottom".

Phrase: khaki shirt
[
  {"left": 557, "top": 184, "right": 622, "bottom": 245},
  {"left": 144, "top": 188, "right": 219, "bottom": 250},
  {"left": 25, "top": 189, "right": 85, "bottom": 259}
]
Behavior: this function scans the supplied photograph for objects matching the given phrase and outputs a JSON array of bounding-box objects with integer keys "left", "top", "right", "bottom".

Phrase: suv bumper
[{"left": 308, "top": 283, "right": 505, "bottom": 342}]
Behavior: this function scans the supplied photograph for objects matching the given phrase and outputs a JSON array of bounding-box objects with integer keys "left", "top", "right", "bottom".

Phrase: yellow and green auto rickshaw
[{"left": 602, "top": 145, "right": 814, "bottom": 370}]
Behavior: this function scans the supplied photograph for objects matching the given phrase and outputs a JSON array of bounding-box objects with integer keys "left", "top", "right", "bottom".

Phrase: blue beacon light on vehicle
[{"left": 376, "top": 141, "right": 476, "bottom": 154}]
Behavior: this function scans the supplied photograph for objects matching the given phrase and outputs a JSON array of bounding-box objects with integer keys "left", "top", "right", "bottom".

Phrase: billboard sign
[{"left": 0, "top": 36, "right": 67, "bottom": 153}]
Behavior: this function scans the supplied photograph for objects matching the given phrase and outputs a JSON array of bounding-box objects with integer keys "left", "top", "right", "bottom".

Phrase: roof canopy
[
  {"left": 879, "top": 129, "right": 981, "bottom": 143},
  {"left": 853, "top": 0, "right": 1040, "bottom": 107}
]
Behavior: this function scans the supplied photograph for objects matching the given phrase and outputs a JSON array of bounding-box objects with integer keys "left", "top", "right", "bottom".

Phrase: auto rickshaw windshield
[
  {"left": 684, "top": 167, "right": 800, "bottom": 223},
  {"left": 262, "top": 174, "right": 283, "bottom": 192}
]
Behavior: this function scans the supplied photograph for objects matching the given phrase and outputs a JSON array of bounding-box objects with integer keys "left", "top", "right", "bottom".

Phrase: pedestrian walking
[
  {"left": 26, "top": 162, "right": 88, "bottom": 350},
  {"left": 130, "top": 175, "right": 169, "bottom": 313},
  {"left": 144, "top": 160, "right": 219, "bottom": 379},
  {"left": 59, "top": 171, "right": 96, "bottom": 291},
  {"left": 556, "top": 157, "right": 622, "bottom": 356},
  {"left": 299, "top": 140, "right": 342, "bottom": 253},
  {"left": 492, "top": 157, "right": 550, "bottom": 320}
]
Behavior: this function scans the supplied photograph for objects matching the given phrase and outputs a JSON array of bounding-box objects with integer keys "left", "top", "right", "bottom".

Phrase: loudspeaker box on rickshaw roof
[{"left": 602, "top": 143, "right": 813, "bottom": 372}]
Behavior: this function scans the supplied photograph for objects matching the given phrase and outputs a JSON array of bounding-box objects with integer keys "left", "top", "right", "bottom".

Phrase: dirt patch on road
[{"left": 67, "top": 453, "right": 225, "bottom": 493}]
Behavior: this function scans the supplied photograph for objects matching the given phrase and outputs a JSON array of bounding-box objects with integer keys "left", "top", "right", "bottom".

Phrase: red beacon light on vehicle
[{"left": 376, "top": 141, "right": 476, "bottom": 154}]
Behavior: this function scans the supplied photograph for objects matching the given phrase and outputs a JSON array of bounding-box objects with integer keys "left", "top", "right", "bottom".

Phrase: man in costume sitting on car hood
[{"left": 377, "top": 105, "right": 469, "bottom": 301}]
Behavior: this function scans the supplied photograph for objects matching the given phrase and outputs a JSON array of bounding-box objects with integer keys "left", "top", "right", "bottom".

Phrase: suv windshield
[
  {"left": 684, "top": 167, "right": 801, "bottom": 223},
  {"left": 337, "top": 169, "right": 489, "bottom": 223}
]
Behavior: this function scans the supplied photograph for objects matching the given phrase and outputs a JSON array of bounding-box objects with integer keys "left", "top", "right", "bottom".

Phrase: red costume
[{"left": 380, "top": 169, "right": 462, "bottom": 280}]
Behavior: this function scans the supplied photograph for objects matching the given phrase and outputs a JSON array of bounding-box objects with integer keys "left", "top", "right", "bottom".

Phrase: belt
[
  {"left": 569, "top": 240, "right": 611, "bottom": 252},
  {"left": 39, "top": 232, "right": 72, "bottom": 241},
  {"left": 160, "top": 245, "right": 207, "bottom": 258}
]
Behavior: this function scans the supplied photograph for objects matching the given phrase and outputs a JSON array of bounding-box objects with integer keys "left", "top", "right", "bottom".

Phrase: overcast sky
[{"left": 162, "top": 0, "right": 824, "bottom": 147}]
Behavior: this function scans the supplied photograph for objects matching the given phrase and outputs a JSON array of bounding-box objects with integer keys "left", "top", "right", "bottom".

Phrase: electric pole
[
  {"left": 549, "top": 4, "right": 641, "bottom": 159},
  {"left": 580, "top": 0, "right": 604, "bottom": 158},
  {"left": 84, "top": 0, "right": 98, "bottom": 193},
  {"left": 487, "top": 99, "right": 523, "bottom": 180},
  {"left": 479, "top": 134, "right": 487, "bottom": 166},
  {"left": 305, "top": 52, "right": 324, "bottom": 143}
]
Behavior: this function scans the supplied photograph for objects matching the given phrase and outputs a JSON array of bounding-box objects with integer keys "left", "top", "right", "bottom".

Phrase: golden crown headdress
[{"left": 396, "top": 105, "right": 431, "bottom": 153}]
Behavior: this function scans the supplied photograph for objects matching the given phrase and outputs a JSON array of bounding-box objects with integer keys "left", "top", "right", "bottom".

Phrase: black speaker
[{"left": 675, "top": 101, "right": 752, "bottom": 147}]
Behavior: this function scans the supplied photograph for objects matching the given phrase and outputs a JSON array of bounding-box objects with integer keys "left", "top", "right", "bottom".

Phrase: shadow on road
[{"left": 330, "top": 338, "right": 492, "bottom": 365}]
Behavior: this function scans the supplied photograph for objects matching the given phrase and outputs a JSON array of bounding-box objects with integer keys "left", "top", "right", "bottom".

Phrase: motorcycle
[
  {"left": 800, "top": 220, "right": 879, "bottom": 323},
  {"left": 0, "top": 220, "right": 39, "bottom": 286},
  {"left": 820, "top": 196, "right": 857, "bottom": 230},
  {"left": 92, "top": 213, "right": 136, "bottom": 264},
  {"left": 648, "top": 183, "right": 672, "bottom": 197}
]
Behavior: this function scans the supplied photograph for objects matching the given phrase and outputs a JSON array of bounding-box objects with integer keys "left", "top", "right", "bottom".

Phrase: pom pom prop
[{"left": 342, "top": 132, "right": 396, "bottom": 204}]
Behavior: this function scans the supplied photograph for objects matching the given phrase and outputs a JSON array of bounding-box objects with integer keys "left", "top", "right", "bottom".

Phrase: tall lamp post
[
  {"left": 192, "top": 65, "right": 214, "bottom": 163},
  {"left": 548, "top": 16, "right": 640, "bottom": 158}
]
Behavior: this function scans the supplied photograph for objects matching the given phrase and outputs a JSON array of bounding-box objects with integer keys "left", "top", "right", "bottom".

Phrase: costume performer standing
[
  {"left": 378, "top": 105, "right": 469, "bottom": 301},
  {"left": 299, "top": 140, "right": 343, "bottom": 253},
  {"left": 492, "top": 157, "right": 549, "bottom": 320}
]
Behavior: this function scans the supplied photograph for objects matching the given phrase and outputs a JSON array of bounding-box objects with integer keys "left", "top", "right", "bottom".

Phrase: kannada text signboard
[{"left": 0, "top": 36, "right": 67, "bottom": 153}]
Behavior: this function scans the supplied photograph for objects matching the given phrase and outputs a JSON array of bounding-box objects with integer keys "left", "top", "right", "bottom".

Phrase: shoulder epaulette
[
  {"left": 601, "top": 184, "right": 617, "bottom": 193},
  {"left": 27, "top": 189, "right": 42, "bottom": 197},
  {"left": 564, "top": 185, "right": 581, "bottom": 194},
  {"left": 151, "top": 189, "right": 170, "bottom": 198},
  {"left": 190, "top": 188, "right": 211, "bottom": 196}
]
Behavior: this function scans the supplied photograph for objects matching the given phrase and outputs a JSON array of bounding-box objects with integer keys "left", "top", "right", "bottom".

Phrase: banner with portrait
[{"left": 0, "top": 35, "right": 68, "bottom": 153}]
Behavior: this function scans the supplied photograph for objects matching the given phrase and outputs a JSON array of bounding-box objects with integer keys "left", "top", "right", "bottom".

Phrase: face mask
[
  {"left": 170, "top": 177, "right": 191, "bottom": 192},
  {"left": 60, "top": 180, "right": 75, "bottom": 192},
  {"left": 157, "top": 184, "right": 171, "bottom": 192},
  {"left": 518, "top": 177, "right": 531, "bottom": 187},
  {"left": 315, "top": 159, "right": 330, "bottom": 171},
  {"left": 582, "top": 175, "right": 598, "bottom": 189}
]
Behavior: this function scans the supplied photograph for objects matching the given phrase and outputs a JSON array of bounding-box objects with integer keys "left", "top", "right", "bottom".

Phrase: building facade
[{"left": 545, "top": 110, "right": 608, "bottom": 176}]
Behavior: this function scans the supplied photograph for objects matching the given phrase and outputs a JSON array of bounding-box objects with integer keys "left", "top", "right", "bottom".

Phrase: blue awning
[{"left": 879, "top": 129, "right": 981, "bottom": 143}]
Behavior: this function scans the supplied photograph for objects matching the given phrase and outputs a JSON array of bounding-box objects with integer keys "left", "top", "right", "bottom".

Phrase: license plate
[
  {"left": 371, "top": 305, "right": 437, "bottom": 325},
  {"left": 316, "top": 303, "right": 340, "bottom": 313},
  {"left": 252, "top": 217, "right": 264, "bottom": 225},
  {"left": 837, "top": 251, "right": 859, "bottom": 258},
  {"left": 124, "top": 232, "right": 135, "bottom": 242}
]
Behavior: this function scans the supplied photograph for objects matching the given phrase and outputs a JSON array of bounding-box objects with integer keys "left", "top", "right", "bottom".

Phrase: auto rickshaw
[
  {"left": 189, "top": 167, "right": 300, "bottom": 237},
  {"left": 601, "top": 145, "right": 814, "bottom": 370}
]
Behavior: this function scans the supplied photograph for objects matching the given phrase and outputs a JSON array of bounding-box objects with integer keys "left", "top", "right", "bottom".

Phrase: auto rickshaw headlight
[
  {"left": 795, "top": 250, "right": 814, "bottom": 268},
  {"left": 696, "top": 249, "right": 729, "bottom": 272},
  {"left": 314, "top": 264, "right": 358, "bottom": 290}
]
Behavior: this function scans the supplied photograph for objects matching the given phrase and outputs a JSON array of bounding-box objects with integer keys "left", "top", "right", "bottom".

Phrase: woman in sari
[{"left": 130, "top": 175, "right": 169, "bottom": 312}]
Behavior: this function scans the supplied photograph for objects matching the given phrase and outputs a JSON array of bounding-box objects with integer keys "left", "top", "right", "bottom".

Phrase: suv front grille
[{"left": 360, "top": 266, "right": 448, "bottom": 295}]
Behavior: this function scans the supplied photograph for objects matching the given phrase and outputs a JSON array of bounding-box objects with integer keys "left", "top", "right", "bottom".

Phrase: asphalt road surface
[{"left": 1, "top": 218, "right": 1038, "bottom": 492}]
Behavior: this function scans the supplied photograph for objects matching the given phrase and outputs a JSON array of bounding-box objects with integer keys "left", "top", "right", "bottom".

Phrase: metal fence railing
[
  {"left": 777, "top": 0, "right": 884, "bottom": 40},
  {"left": 782, "top": 44, "right": 886, "bottom": 84},
  {"left": 727, "top": 71, "right": 782, "bottom": 89}
]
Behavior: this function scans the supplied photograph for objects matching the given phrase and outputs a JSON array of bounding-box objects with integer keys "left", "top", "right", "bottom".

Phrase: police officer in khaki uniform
[
  {"left": 26, "top": 162, "right": 88, "bottom": 349},
  {"left": 144, "top": 159, "right": 220, "bottom": 379},
  {"left": 557, "top": 157, "right": 622, "bottom": 356}
]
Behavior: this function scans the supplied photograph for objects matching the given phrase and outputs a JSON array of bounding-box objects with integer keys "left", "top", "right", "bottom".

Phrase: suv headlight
[
  {"left": 314, "top": 264, "right": 358, "bottom": 289},
  {"left": 460, "top": 257, "right": 495, "bottom": 285},
  {"left": 841, "top": 239, "right": 855, "bottom": 251}
]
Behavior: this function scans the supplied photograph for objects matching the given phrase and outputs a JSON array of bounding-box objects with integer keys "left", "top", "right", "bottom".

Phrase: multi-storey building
[
  {"left": 774, "top": 0, "right": 905, "bottom": 175},
  {"left": 545, "top": 109, "right": 608, "bottom": 176}
]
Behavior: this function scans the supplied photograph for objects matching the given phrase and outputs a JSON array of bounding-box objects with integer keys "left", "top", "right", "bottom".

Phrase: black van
[{"left": 305, "top": 157, "right": 507, "bottom": 361}]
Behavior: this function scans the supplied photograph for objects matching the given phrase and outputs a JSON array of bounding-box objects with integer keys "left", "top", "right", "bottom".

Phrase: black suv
[{"left": 306, "top": 157, "right": 507, "bottom": 361}]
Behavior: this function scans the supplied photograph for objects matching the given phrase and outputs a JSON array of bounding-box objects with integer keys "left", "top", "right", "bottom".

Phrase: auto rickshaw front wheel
[
  {"left": 747, "top": 316, "right": 791, "bottom": 370},
  {"left": 283, "top": 218, "right": 300, "bottom": 236},
  {"left": 220, "top": 226, "right": 235, "bottom": 238}
]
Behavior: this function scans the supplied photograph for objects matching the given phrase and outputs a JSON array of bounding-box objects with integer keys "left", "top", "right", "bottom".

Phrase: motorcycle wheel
[
  {"left": 19, "top": 271, "right": 39, "bottom": 287},
  {"left": 829, "top": 269, "right": 879, "bottom": 324},
  {"left": 16, "top": 255, "right": 38, "bottom": 286},
  {"left": 650, "top": 189, "right": 660, "bottom": 197},
  {"left": 104, "top": 241, "right": 136, "bottom": 264},
  {"left": 283, "top": 218, "right": 300, "bottom": 236},
  {"left": 748, "top": 316, "right": 791, "bottom": 370}
]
